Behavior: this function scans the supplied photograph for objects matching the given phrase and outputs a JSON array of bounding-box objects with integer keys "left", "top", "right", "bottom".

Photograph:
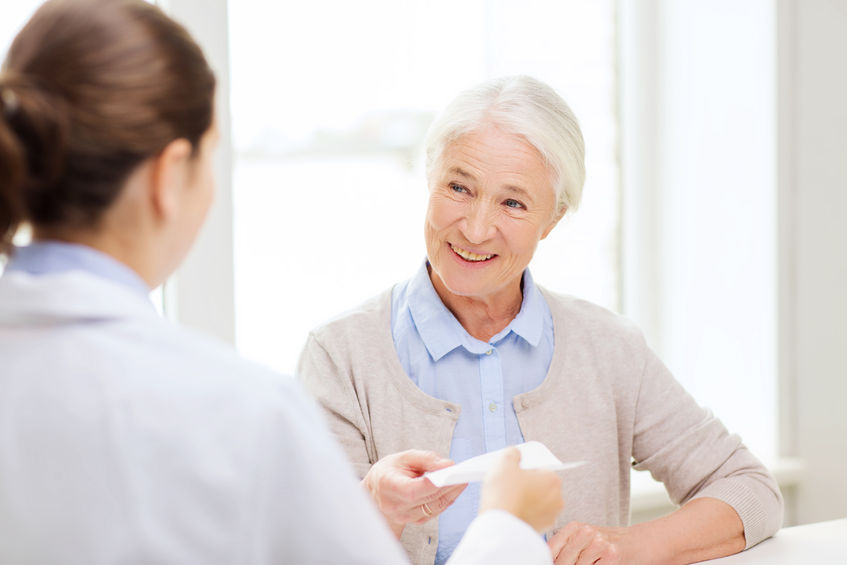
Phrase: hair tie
[{"left": 1, "top": 86, "right": 19, "bottom": 117}]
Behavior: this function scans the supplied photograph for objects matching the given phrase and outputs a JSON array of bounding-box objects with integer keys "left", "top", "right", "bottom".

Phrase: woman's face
[
  {"left": 183, "top": 124, "right": 219, "bottom": 238},
  {"left": 165, "top": 123, "right": 219, "bottom": 279},
  {"left": 424, "top": 125, "right": 562, "bottom": 304}
]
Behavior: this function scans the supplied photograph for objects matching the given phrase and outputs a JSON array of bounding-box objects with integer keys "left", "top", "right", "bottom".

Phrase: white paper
[{"left": 424, "top": 441, "right": 585, "bottom": 487}]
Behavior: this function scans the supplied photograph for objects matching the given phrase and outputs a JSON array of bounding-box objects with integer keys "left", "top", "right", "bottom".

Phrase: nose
[{"left": 461, "top": 201, "right": 496, "bottom": 244}]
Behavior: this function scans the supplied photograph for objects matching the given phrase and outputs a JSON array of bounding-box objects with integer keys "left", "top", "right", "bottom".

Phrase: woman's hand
[
  {"left": 548, "top": 497, "right": 747, "bottom": 565},
  {"left": 362, "top": 450, "right": 466, "bottom": 538},
  {"left": 479, "top": 447, "right": 564, "bottom": 532},
  {"left": 547, "top": 522, "right": 625, "bottom": 565}
]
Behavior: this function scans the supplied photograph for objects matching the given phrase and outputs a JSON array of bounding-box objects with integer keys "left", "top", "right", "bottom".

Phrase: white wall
[
  {"left": 621, "top": 0, "right": 777, "bottom": 460},
  {"left": 160, "top": 0, "right": 235, "bottom": 344},
  {"left": 623, "top": 0, "right": 847, "bottom": 524},
  {"left": 778, "top": 0, "right": 847, "bottom": 524}
]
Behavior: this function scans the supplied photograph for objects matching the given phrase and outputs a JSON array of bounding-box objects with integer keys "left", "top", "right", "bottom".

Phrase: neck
[{"left": 429, "top": 269, "right": 523, "bottom": 342}]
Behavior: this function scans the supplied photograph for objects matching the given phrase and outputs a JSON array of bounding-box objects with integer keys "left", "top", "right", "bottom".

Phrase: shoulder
[
  {"left": 538, "top": 286, "right": 649, "bottom": 354},
  {"left": 539, "top": 287, "right": 641, "bottom": 333},
  {"left": 157, "top": 321, "right": 291, "bottom": 394}
]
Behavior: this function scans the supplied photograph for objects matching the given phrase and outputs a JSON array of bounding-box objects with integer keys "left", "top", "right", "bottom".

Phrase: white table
[{"left": 704, "top": 518, "right": 847, "bottom": 563}]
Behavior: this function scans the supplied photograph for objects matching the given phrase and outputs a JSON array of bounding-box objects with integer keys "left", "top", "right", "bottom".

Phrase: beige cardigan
[{"left": 297, "top": 287, "right": 783, "bottom": 565}]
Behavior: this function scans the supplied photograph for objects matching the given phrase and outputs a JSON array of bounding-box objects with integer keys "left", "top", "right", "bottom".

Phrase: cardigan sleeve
[
  {"left": 630, "top": 343, "right": 784, "bottom": 549},
  {"left": 296, "top": 332, "right": 374, "bottom": 478}
]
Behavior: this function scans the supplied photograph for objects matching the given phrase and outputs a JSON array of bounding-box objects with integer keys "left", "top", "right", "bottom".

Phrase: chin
[{"left": 438, "top": 271, "right": 494, "bottom": 299}]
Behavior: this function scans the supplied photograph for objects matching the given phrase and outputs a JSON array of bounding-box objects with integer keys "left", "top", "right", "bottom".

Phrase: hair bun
[
  {"left": 1, "top": 0, "right": 215, "bottom": 254},
  {"left": 0, "top": 85, "right": 20, "bottom": 117},
  {"left": 0, "top": 69, "right": 70, "bottom": 254}
]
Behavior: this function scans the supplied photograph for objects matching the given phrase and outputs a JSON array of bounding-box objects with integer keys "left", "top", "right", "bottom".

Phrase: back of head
[
  {"left": 424, "top": 75, "right": 586, "bottom": 213},
  {"left": 0, "top": 0, "right": 216, "bottom": 255}
]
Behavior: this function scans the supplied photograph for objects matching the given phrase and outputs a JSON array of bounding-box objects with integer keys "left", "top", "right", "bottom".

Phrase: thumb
[
  {"left": 399, "top": 449, "right": 453, "bottom": 472},
  {"left": 494, "top": 446, "right": 522, "bottom": 471}
]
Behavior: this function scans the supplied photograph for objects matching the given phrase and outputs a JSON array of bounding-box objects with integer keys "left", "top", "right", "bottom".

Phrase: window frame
[{"left": 159, "top": 0, "right": 235, "bottom": 344}]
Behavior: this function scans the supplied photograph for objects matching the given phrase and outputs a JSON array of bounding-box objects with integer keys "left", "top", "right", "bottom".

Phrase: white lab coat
[{"left": 0, "top": 270, "right": 551, "bottom": 565}]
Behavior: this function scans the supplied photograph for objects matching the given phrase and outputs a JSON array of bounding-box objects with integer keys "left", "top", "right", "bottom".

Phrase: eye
[
  {"left": 504, "top": 198, "right": 525, "bottom": 209},
  {"left": 449, "top": 182, "right": 469, "bottom": 194}
]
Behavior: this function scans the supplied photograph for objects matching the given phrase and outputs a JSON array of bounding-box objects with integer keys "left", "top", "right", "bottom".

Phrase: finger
[
  {"left": 372, "top": 479, "right": 441, "bottom": 520},
  {"left": 425, "top": 483, "right": 467, "bottom": 515},
  {"left": 381, "top": 470, "right": 450, "bottom": 503},
  {"left": 548, "top": 521, "right": 582, "bottom": 559},
  {"left": 598, "top": 543, "right": 620, "bottom": 563},
  {"left": 422, "top": 483, "right": 466, "bottom": 504},
  {"left": 411, "top": 503, "right": 437, "bottom": 524},
  {"left": 574, "top": 534, "right": 609, "bottom": 565},
  {"left": 396, "top": 449, "right": 454, "bottom": 473},
  {"left": 493, "top": 446, "right": 521, "bottom": 471},
  {"left": 552, "top": 524, "right": 596, "bottom": 565},
  {"left": 408, "top": 485, "right": 466, "bottom": 523}
]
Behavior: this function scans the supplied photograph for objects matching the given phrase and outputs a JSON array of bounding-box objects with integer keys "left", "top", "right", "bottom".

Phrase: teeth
[{"left": 451, "top": 244, "right": 494, "bottom": 262}]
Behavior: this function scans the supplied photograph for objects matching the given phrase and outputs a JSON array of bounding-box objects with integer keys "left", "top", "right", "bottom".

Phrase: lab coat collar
[{"left": 0, "top": 270, "right": 157, "bottom": 326}]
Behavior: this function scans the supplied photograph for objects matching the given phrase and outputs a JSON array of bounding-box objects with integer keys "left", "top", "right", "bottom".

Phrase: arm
[
  {"left": 620, "top": 497, "right": 744, "bottom": 563},
  {"left": 298, "top": 332, "right": 465, "bottom": 538},
  {"left": 449, "top": 447, "right": 563, "bottom": 565},
  {"left": 629, "top": 346, "right": 783, "bottom": 550},
  {"left": 547, "top": 343, "right": 782, "bottom": 564},
  {"left": 297, "top": 333, "right": 373, "bottom": 477},
  {"left": 362, "top": 449, "right": 466, "bottom": 538},
  {"left": 267, "top": 380, "right": 557, "bottom": 565},
  {"left": 548, "top": 498, "right": 743, "bottom": 565}
]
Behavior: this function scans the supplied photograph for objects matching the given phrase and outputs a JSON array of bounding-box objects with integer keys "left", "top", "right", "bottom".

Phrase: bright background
[
  {"left": 228, "top": 0, "right": 619, "bottom": 379},
  {"left": 3, "top": 0, "right": 845, "bottom": 527}
]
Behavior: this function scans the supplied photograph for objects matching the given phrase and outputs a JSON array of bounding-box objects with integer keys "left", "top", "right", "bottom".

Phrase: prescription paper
[{"left": 424, "top": 441, "right": 585, "bottom": 487}]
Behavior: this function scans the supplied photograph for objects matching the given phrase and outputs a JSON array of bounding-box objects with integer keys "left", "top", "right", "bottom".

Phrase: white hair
[{"left": 424, "top": 75, "right": 586, "bottom": 212}]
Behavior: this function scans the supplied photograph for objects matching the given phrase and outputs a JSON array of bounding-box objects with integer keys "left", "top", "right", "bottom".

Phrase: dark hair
[{"left": 0, "top": 0, "right": 216, "bottom": 255}]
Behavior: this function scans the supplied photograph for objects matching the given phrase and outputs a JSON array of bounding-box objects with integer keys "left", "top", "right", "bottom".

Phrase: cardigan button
[{"left": 521, "top": 399, "right": 529, "bottom": 409}]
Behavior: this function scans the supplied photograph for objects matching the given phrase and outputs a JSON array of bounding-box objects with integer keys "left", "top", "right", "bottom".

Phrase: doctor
[{"left": 0, "top": 1, "right": 563, "bottom": 563}]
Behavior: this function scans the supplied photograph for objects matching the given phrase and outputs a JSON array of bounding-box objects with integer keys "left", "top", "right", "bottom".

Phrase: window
[
  {"left": 619, "top": 0, "right": 777, "bottom": 460},
  {"left": 2, "top": 0, "right": 779, "bottom": 465},
  {"left": 229, "top": 0, "right": 619, "bottom": 374},
  {"left": 0, "top": 2, "right": 40, "bottom": 55}
]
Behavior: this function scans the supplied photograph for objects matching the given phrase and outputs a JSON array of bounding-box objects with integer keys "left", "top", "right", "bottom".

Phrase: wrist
[{"left": 599, "top": 524, "right": 669, "bottom": 565}]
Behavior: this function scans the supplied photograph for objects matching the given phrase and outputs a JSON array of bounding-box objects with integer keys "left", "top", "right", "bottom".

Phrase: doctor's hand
[
  {"left": 479, "top": 447, "right": 564, "bottom": 533},
  {"left": 547, "top": 522, "right": 624, "bottom": 565},
  {"left": 362, "top": 449, "right": 467, "bottom": 538}
]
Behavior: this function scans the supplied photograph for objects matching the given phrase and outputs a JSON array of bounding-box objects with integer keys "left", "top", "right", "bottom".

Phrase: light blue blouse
[
  {"left": 6, "top": 241, "right": 150, "bottom": 296},
  {"left": 391, "top": 261, "right": 554, "bottom": 564}
]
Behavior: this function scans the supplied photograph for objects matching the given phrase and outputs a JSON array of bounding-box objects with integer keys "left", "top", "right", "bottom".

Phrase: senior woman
[{"left": 297, "top": 75, "right": 783, "bottom": 565}]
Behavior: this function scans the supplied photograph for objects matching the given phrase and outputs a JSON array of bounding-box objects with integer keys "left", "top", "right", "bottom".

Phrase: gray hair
[{"left": 424, "top": 75, "right": 586, "bottom": 212}]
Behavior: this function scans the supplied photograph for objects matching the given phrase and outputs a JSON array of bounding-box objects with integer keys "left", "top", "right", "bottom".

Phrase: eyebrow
[
  {"left": 449, "top": 166, "right": 536, "bottom": 203},
  {"left": 504, "top": 184, "right": 532, "bottom": 200},
  {"left": 449, "top": 166, "right": 476, "bottom": 180}
]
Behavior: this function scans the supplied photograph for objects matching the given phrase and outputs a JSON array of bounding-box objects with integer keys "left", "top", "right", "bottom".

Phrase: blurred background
[{"left": 3, "top": 0, "right": 844, "bottom": 529}]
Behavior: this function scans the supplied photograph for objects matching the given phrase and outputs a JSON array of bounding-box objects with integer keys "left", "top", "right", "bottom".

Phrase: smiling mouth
[{"left": 449, "top": 243, "right": 496, "bottom": 262}]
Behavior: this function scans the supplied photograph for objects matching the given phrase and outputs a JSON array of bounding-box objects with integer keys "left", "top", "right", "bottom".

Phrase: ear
[
  {"left": 540, "top": 205, "right": 567, "bottom": 240},
  {"left": 149, "top": 138, "right": 193, "bottom": 221}
]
